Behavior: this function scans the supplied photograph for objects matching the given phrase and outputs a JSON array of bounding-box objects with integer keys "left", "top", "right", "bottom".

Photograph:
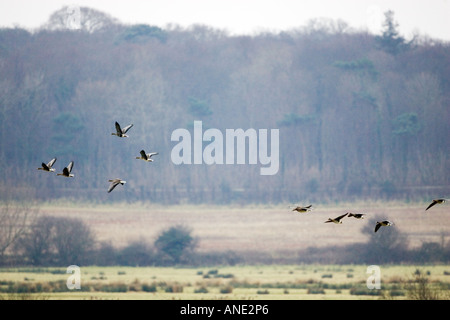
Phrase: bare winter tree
[
  {"left": 16, "top": 215, "right": 55, "bottom": 265},
  {"left": 51, "top": 216, "right": 96, "bottom": 265},
  {"left": 0, "top": 201, "right": 39, "bottom": 264},
  {"left": 41, "top": 6, "right": 121, "bottom": 32},
  {"left": 405, "top": 269, "right": 450, "bottom": 300},
  {"left": 16, "top": 216, "right": 96, "bottom": 266}
]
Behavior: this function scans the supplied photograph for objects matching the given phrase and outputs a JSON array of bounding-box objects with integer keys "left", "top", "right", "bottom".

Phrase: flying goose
[
  {"left": 136, "top": 150, "right": 159, "bottom": 162},
  {"left": 108, "top": 178, "right": 126, "bottom": 193},
  {"left": 292, "top": 205, "right": 313, "bottom": 213},
  {"left": 348, "top": 213, "right": 366, "bottom": 219},
  {"left": 111, "top": 121, "right": 133, "bottom": 138},
  {"left": 425, "top": 199, "right": 446, "bottom": 211},
  {"left": 37, "top": 158, "right": 57, "bottom": 172},
  {"left": 374, "top": 220, "right": 394, "bottom": 233},
  {"left": 57, "top": 161, "right": 74, "bottom": 177},
  {"left": 325, "top": 213, "right": 348, "bottom": 224}
]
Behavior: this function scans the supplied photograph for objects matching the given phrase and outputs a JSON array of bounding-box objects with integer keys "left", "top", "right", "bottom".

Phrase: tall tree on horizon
[{"left": 376, "top": 10, "right": 408, "bottom": 55}]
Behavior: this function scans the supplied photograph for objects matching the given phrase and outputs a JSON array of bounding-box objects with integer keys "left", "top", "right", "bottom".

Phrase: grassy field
[
  {"left": 1, "top": 264, "right": 450, "bottom": 300},
  {"left": 37, "top": 200, "right": 449, "bottom": 252},
  {"left": 1, "top": 201, "right": 449, "bottom": 300}
]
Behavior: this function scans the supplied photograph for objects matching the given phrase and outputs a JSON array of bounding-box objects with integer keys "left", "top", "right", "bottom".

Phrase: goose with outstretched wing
[
  {"left": 38, "top": 158, "right": 57, "bottom": 172},
  {"left": 111, "top": 121, "right": 133, "bottom": 138},
  {"left": 425, "top": 199, "right": 446, "bottom": 211},
  {"left": 136, "top": 150, "right": 159, "bottom": 162},
  {"left": 57, "top": 161, "right": 74, "bottom": 177},
  {"left": 108, "top": 178, "right": 126, "bottom": 193},
  {"left": 347, "top": 213, "right": 366, "bottom": 219},
  {"left": 325, "top": 213, "right": 348, "bottom": 224},
  {"left": 374, "top": 220, "right": 394, "bottom": 233},
  {"left": 291, "top": 205, "right": 313, "bottom": 213}
]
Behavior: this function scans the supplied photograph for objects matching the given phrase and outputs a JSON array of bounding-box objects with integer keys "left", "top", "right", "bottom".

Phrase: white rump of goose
[
  {"left": 57, "top": 161, "right": 74, "bottom": 177},
  {"left": 136, "top": 150, "right": 159, "bottom": 162},
  {"left": 38, "top": 158, "right": 57, "bottom": 172},
  {"left": 111, "top": 121, "right": 133, "bottom": 138},
  {"left": 108, "top": 178, "right": 126, "bottom": 193}
]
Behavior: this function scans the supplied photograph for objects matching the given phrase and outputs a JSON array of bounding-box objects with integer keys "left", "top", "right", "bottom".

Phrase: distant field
[
  {"left": 1, "top": 264, "right": 449, "bottom": 300},
  {"left": 37, "top": 201, "right": 449, "bottom": 252},
  {"left": 3, "top": 201, "right": 447, "bottom": 301}
]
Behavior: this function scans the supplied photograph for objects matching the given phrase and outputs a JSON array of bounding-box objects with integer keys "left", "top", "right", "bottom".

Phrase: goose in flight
[
  {"left": 38, "top": 158, "right": 57, "bottom": 172},
  {"left": 348, "top": 213, "right": 365, "bottom": 219},
  {"left": 136, "top": 150, "right": 159, "bottom": 162},
  {"left": 292, "top": 205, "right": 313, "bottom": 213},
  {"left": 57, "top": 161, "right": 74, "bottom": 177},
  {"left": 111, "top": 121, "right": 133, "bottom": 138},
  {"left": 108, "top": 178, "right": 126, "bottom": 193},
  {"left": 374, "top": 220, "right": 394, "bottom": 233},
  {"left": 325, "top": 213, "right": 348, "bottom": 224},
  {"left": 425, "top": 199, "right": 446, "bottom": 211}
]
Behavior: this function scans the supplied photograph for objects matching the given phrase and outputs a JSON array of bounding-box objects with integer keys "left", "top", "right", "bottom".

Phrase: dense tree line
[{"left": 0, "top": 7, "right": 449, "bottom": 204}]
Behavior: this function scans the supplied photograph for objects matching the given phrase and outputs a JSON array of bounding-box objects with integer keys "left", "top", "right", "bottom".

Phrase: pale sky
[{"left": 1, "top": 0, "right": 449, "bottom": 40}]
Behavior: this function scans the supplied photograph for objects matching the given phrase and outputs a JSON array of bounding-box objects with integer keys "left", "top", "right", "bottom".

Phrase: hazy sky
[{"left": 1, "top": 0, "right": 449, "bottom": 40}]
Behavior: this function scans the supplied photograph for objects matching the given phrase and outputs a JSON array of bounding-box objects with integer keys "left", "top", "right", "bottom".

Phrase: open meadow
[
  {"left": 37, "top": 200, "right": 449, "bottom": 252},
  {"left": 1, "top": 264, "right": 450, "bottom": 300},
  {"left": 1, "top": 201, "right": 449, "bottom": 300}
]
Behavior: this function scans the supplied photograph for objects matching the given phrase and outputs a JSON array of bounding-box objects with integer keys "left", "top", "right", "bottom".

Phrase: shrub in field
[
  {"left": 256, "top": 289, "right": 270, "bottom": 294},
  {"left": 220, "top": 286, "right": 233, "bottom": 294},
  {"left": 194, "top": 286, "right": 209, "bottom": 293},
  {"left": 116, "top": 241, "right": 155, "bottom": 266},
  {"left": 202, "top": 269, "right": 234, "bottom": 279},
  {"left": 127, "top": 280, "right": 157, "bottom": 292},
  {"left": 389, "top": 289, "right": 405, "bottom": 297},
  {"left": 141, "top": 283, "right": 157, "bottom": 292},
  {"left": 164, "top": 283, "right": 183, "bottom": 293},
  {"left": 229, "top": 280, "right": 259, "bottom": 289},
  {"left": 349, "top": 287, "right": 381, "bottom": 296},
  {"left": 128, "top": 279, "right": 142, "bottom": 292},
  {"left": 215, "top": 273, "right": 234, "bottom": 279},
  {"left": 307, "top": 287, "right": 325, "bottom": 294},
  {"left": 101, "top": 282, "right": 128, "bottom": 293},
  {"left": 154, "top": 225, "right": 197, "bottom": 265}
]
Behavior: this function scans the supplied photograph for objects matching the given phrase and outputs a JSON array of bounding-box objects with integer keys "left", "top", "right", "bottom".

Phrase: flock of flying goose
[
  {"left": 38, "top": 121, "right": 446, "bottom": 228},
  {"left": 38, "top": 121, "right": 158, "bottom": 193},
  {"left": 291, "top": 197, "right": 446, "bottom": 233}
]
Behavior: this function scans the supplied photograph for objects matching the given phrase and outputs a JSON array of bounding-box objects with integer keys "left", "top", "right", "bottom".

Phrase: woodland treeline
[{"left": 1, "top": 7, "right": 449, "bottom": 204}]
